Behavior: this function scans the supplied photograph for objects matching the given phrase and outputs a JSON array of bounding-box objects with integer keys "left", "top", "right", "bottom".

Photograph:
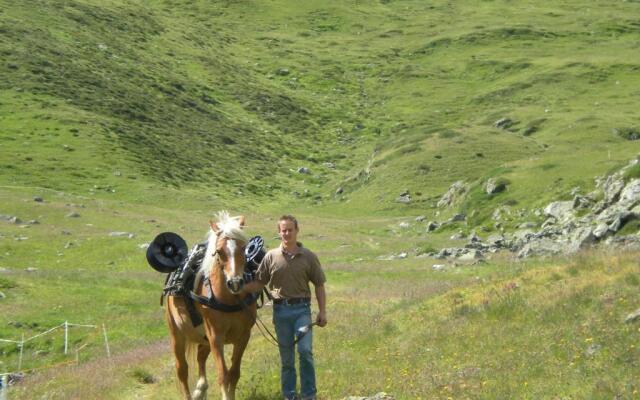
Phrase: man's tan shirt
[{"left": 256, "top": 243, "right": 326, "bottom": 299}]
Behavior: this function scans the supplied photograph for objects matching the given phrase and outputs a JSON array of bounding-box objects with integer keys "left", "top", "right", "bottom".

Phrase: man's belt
[{"left": 273, "top": 297, "right": 311, "bottom": 305}]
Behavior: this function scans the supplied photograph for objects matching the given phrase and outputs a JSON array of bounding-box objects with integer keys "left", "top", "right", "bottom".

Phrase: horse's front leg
[
  {"left": 192, "top": 344, "right": 210, "bottom": 400},
  {"left": 208, "top": 334, "right": 230, "bottom": 400},
  {"left": 226, "top": 332, "right": 251, "bottom": 400}
]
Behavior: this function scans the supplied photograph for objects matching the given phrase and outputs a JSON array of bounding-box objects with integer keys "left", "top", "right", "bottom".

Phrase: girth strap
[{"left": 189, "top": 290, "right": 259, "bottom": 312}]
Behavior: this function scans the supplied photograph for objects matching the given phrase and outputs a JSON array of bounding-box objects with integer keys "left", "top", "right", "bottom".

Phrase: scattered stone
[
  {"left": 415, "top": 215, "right": 426, "bottom": 222},
  {"left": 485, "top": 178, "right": 507, "bottom": 195},
  {"left": 275, "top": 67, "right": 290, "bottom": 76},
  {"left": 66, "top": 212, "right": 80, "bottom": 218},
  {"left": 297, "top": 167, "right": 310, "bottom": 174},
  {"left": 8, "top": 216, "right": 22, "bottom": 224},
  {"left": 432, "top": 264, "right": 446, "bottom": 271},
  {"left": 585, "top": 343, "right": 602, "bottom": 357},
  {"left": 396, "top": 193, "right": 411, "bottom": 204},
  {"left": 335, "top": 187, "right": 344, "bottom": 195},
  {"left": 426, "top": 221, "right": 439, "bottom": 232},
  {"left": 398, "top": 222, "right": 410, "bottom": 229},
  {"left": 138, "top": 243, "right": 150, "bottom": 250},
  {"left": 64, "top": 242, "right": 73, "bottom": 249},
  {"left": 450, "top": 232, "right": 465, "bottom": 240},
  {"left": 437, "top": 181, "right": 467, "bottom": 208},
  {"left": 26, "top": 220, "right": 39, "bottom": 225},
  {"left": 323, "top": 162, "right": 336, "bottom": 169},
  {"left": 448, "top": 213, "right": 466, "bottom": 223},
  {"left": 494, "top": 117, "right": 514, "bottom": 129},
  {"left": 109, "top": 232, "right": 135, "bottom": 239},
  {"left": 624, "top": 309, "right": 640, "bottom": 323},
  {"left": 33, "top": 196, "right": 44, "bottom": 202},
  {"left": 458, "top": 249, "right": 483, "bottom": 261}
]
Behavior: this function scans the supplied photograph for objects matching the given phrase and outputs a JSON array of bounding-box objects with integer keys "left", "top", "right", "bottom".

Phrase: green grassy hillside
[{"left": 1, "top": 0, "right": 640, "bottom": 398}]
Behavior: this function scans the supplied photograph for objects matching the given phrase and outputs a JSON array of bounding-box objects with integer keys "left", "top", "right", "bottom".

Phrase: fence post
[
  {"left": 17, "top": 334, "right": 24, "bottom": 371},
  {"left": 102, "top": 324, "right": 111, "bottom": 359},
  {"left": 64, "top": 321, "right": 68, "bottom": 355}
]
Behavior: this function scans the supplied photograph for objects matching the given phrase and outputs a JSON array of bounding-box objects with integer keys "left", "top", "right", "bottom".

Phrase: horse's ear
[
  {"left": 209, "top": 220, "right": 219, "bottom": 232},
  {"left": 238, "top": 216, "right": 245, "bottom": 227}
]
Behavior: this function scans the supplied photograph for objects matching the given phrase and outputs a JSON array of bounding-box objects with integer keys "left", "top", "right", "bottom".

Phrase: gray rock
[
  {"left": 449, "top": 213, "right": 466, "bottom": 222},
  {"left": 335, "top": 187, "right": 344, "bottom": 195},
  {"left": 485, "top": 178, "right": 507, "bottom": 194},
  {"left": 437, "top": 181, "right": 467, "bottom": 208},
  {"left": 323, "top": 162, "right": 336, "bottom": 169},
  {"left": 25, "top": 267, "right": 38, "bottom": 272},
  {"left": 624, "top": 308, "right": 640, "bottom": 323},
  {"left": 517, "top": 238, "right": 564, "bottom": 258},
  {"left": 450, "top": 232, "right": 465, "bottom": 240},
  {"left": 592, "top": 223, "right": 610, "bottom": 239},
  {"left": 396, "top": 194, "right": 411, "bottom": 204},
  {"left": 398, "top": 222, "right": 410, "bottom": 229},
  {"left": 544, "top": 201, "right": 574, "bottom": 222},
  {"left": 33, "top": 196, "right": 44, "bottom": 202},
  {"left": 608, "top": 211, "right": 636, "bottom": 232},
  {"left": 518, "top": 221, "right": 537, "bottom": 229},
  {"left": 494, "top": 117, "right": 514, "bottom": 129},
  {"left": 27, "top": 220, "right": 39, "bottom": 225},
  {"left": 426, "top": 221, "right": 439, "bottom": 232},
  {"left": 458, "top": 249, "right": 483, "bottom": 261},
  {"left": 297, "top": 167, "right": 310, "bottom": 174},
  {"left": 138, "top": 243, "right": 150, "bottom": 249},
  {"left": 0, "top": 290, "right": 5, "bottom": 300},
  {"left": 276, "top": 67, "right": 290, "bottom": 76},
  {"left": 619, "top": 179, "right": 640, "bottom": 207},
  {"left": 432, "top": 264, "right": 446, "bottom": 271},
  {"left": 568, "top": 226, "right": 596, "bottom": 252},
  {"left": 602, "top": 175, "right": 625, "bottom": 205},
  {"left": 415, "top": 215, "right": 426, "bottom": 222},
  {"left": 8, "top": 216, "right": 22, "bottom": 224},
  {"left": 572, "top": 195, "right": 592, "bottom": 209},
  {"left": 109, "top": 232, "right": 136, "bottom": 239},
  {"left": 66, "top": 212, "right": 80, "bottom": 218}
]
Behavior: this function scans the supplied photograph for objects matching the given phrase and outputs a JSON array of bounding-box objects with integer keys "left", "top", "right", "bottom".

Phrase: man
[{"left": 244, "top": 214, "right": 327, "bottom": 400}]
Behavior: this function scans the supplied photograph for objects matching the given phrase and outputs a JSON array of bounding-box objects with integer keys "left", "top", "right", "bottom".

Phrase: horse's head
[{"left": 208, "top": 213, "right": 248, "bottom": 295}]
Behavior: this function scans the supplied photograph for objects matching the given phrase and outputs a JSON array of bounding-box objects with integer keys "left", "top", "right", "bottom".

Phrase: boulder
[
  {"left": 619, "top": 179, "right": 640, "bottom": 207},
  {"left": 494, "top": 117, "right": 514, "bottom": 129},
  {"left": 396, "top": 194, "right": 411, "bottom": 204},
  {"left": 567, "top": 226, "right": 596, "bottom": 252},
  {"left": 485, "top": 178, "right": 507, "bottom": 194},
  {"left": 297, "top": 167, "right": 310, "bottom": 174},
  {"left": 437, "top": 181, "right": 466, "bottom": 208},
  {"left": 426, "top": 221, "right": 439, "bottom": 232},
  {"left": 543, "top": 201, "right": 574, "bottom": 222},
  {"left": 602, "top": 175, "right": 625, "bottom": 205},
  {"left": 458, "top": 249, "right": 483, "bottom": 261},
  {"left": 415, "top": 215, "right": 426, "bottom": 222},
  {"left": 517, "top": 238, "right": 563, "bottom": 258},
  {"left": 592, "top": 223, "right": 610, "bottom": 239}
]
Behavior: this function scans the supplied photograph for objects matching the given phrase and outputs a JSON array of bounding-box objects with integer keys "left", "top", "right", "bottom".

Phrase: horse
[{"left": 164, "top": 212, "right": 256, "bottom": 400}]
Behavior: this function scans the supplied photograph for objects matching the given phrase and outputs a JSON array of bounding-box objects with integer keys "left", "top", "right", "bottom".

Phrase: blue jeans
[{"left": 273, "top": 302, "right": 316, "bottom": 400}]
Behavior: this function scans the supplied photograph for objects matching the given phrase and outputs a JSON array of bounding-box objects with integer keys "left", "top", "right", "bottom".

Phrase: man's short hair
[{"left": 278, "top": 214, "right": 298, "bottom": 231}]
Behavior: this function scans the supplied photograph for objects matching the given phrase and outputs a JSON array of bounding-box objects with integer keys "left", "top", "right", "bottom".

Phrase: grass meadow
[{"left": 1, "top": 0, "right": 640, "bottom": 398}]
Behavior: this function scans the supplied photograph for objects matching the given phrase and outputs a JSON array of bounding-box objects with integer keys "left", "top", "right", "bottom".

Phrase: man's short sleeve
[
  {"left": 255, "top": 252, "right": 272, "bottom": 285},
  {"left": 308, "top": 251, "right": 326, "bottom": 286}
]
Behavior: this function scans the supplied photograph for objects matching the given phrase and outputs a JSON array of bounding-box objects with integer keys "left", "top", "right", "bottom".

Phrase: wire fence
[{"left": 0, "top": 321, "right": 111, "bottom": 398}]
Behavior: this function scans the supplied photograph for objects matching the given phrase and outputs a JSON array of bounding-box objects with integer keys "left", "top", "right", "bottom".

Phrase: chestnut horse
[{"left": 164, "top": 212, "right": 256, "bottom": 400}]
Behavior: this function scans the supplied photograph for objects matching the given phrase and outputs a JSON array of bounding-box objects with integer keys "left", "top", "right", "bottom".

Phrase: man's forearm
[
  {"left": 244, "top": 280, "right": 265, "bottom": 294},
  {"left": 315, "top": 284, "right": 326, "bottom": 313}
]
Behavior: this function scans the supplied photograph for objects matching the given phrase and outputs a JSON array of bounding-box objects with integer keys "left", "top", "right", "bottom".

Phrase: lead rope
[{"left": 236, "top": 293, "right": 313, "bottom": 348}]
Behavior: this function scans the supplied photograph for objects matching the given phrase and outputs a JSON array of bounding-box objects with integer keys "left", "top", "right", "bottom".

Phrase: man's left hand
[{"left": 316, "top": 311, "right": 327, "bottom": 327}]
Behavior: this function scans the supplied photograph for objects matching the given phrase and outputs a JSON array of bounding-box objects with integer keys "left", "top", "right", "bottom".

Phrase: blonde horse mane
[{"left": 198, "top": 211, "right": 248, "bottom": 280}]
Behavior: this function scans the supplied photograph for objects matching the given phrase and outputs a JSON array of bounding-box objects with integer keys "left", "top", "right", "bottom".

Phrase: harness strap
[{"left": 189, "top": 276, "right": 259, "bottom": 313}]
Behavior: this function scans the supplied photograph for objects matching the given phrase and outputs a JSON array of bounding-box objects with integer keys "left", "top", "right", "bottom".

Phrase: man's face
[{"left": 278, "top": 220, "right": 298, "bottom": 246}]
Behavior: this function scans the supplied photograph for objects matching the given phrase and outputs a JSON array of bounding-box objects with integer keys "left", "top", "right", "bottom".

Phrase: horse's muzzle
[{"left": 226, "top": 277, "right": 245, "bottom": 294}]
